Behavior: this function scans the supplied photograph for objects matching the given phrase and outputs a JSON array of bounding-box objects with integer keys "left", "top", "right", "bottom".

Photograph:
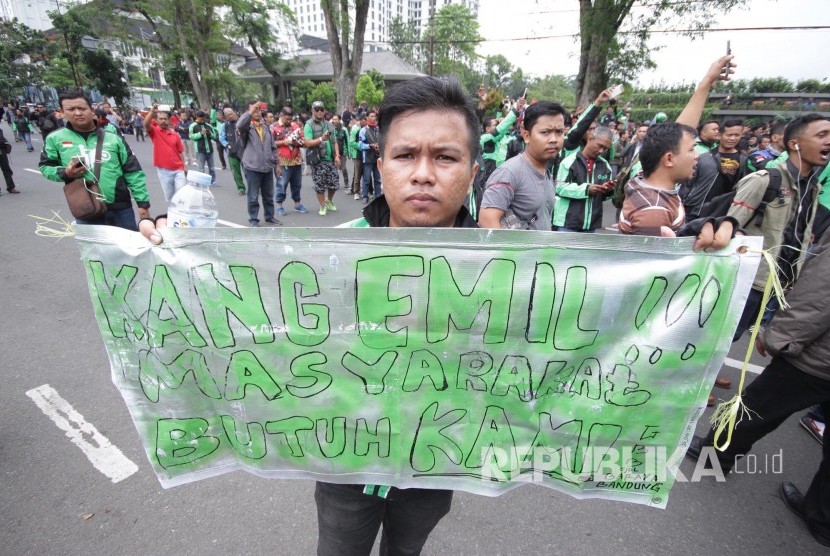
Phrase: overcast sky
[{"left": 477, "top": 0, "right": 830, "bottom": 86}]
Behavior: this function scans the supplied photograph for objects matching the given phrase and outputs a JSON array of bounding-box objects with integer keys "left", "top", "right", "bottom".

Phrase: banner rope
[
  {"left": 711, "top": 248, "right": 788, "bottom": 451},
  {"left": 30, "top": 212, "right": 75, "bottom": 239}
]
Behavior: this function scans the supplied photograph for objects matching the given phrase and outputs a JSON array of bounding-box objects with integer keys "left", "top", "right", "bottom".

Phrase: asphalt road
[{"left": 0, "top": 124, "right": 825, "bottom": 555}]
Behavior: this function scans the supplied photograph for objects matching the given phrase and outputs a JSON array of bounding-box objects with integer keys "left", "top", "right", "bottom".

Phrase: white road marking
[
  {"left": 25, "top": 168, "right": 40, "bottom": 174},
  {"left": 26, "top": 384, "right": 139, "bottom": 483},
  {"left": 722, "top": 357, "right": 765, "bottom": 375},
  {"left": 217, "top": 219, "right": 246, "bottom": 228}
]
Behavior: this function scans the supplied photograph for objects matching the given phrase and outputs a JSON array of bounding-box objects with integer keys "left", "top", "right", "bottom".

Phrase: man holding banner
[{"left": 135, "top": 75, "right": 742, "bottom": 554}]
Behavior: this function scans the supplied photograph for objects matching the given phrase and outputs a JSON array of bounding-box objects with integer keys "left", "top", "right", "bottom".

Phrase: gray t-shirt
[{"left": 481, "top": 154, "right": 553, "bottom": 231}]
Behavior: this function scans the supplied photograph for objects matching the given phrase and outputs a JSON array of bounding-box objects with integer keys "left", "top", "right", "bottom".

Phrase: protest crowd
[{"left": 4, "top": 44, "right": 830, "bottom": 553}]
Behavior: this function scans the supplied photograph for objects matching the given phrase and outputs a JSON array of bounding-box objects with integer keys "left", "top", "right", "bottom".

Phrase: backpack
[
  {"left": 611, "top": 154, "right": 639, "bottom": 209},
  {"left": 699, "top": 167, "right": 783, "bottom": 223},
  {"left": 306, "top": 118, "right": 333, "bottom": 165}
]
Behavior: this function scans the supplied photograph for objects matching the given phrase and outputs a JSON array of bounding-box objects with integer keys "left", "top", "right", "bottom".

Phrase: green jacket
[
  {"left": 554, "top": 150, "right": 613, "bottom": 230},
  {"left": 39, "top": 124, "right": 149, "bottom": 210},
  {"left": 189, "top": 121, "right": 217, "bottom": 153},
  {"left": 348, "top": 124, "right": 360, "bottom": 159},
  {"left": 561, "top": 103, "right": 601, "bottom": 160},
  {"left": 480, "top": 109, "right": 517, "bottom": 165}
]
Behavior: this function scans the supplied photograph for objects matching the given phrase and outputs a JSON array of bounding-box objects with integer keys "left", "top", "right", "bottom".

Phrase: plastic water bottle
[{"left": 167, "top": 171, "right": 218, "bottom": 228}]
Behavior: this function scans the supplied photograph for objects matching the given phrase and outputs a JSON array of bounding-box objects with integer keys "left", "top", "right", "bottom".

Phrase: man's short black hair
[
  {"left": 195, "top": 110, "right": 207, "bottom": 119},
  {"left": 697, "top": 119, "right": 719, "bottom": 135},
  {"left": 784, "top": 113, "right": 828, "bottom": 152},
  {"left": 482, "top": 116, "right": 496, "bottom": 130},
  {"left": 367, "top": 109, "right": 378, "bottom": 117},
  {"left": 639, "top": 122, "right": 697, "bottom": 178},
  {"left": 523, "top": 101, "right": 567, "bottom": 133},
  {"left": 379, "top": 76, "right": 479, "bottom": 163},
  {"left": 721, "top": 118, "right": 744, "bottom": 130},
  {"left": 58, "top": 91, "right": 92, "bottom": 110},
  {"left": 769, "top": 121, "right": 787, "bottom": 137}
]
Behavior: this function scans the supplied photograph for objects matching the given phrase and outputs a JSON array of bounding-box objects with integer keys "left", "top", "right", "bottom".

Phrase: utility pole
[{"left": 428, "top": 33, "right": 434, "bottom": 77}]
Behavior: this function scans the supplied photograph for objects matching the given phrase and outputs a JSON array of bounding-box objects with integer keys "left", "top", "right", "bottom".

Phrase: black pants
[
  {"left": 315, "top": 482, "right": 452, "bottom": 556},
  {"left": 0, "top": 152, "right": 15, "bottom": 191},
  {"left": 701, "top": 356, "right": 830, "bottom": 537},
  {"left": 215, "top": 138, "right": 226, "bottom": 168}
]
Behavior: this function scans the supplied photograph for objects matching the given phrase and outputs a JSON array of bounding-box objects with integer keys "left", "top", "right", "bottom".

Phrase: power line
[{"left": 384, "top": 25, "right": 830, "bottom": 45}]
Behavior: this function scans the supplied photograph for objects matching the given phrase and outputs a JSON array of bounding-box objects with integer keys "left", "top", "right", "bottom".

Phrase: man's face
[
  {"left": 484, "top": 119, "right": 496, "bottom": 134},
  {"left": 367, "top": 113, "right": 378, "bottom": 126},
  {"left": 759, "top": 137, "right": 770, "bottom": 150},
  {"left": 313, "top": 106, "right": 325, "bottom": 120},
  {"left": 583, "top": 134, "right": 612, "bottom": 160},
  {"left": 37, "top": 104, "right": 45, "bottom": 112},
  {"left": 699, "top": 122, "right": 720, "bottom": 143},
  {"left": 279, "top": 111, "right": 292, "bottom": 125},
  {"left": 265, "top": 112, "right": 275, "bottom": 125},
  {"left": 379, "top": 108, "right": 478, "bottom": 228},
  {"left": 522, "top": 114, "right": 566, "bottom": 163},
  {"left": 635, "top": 125, "right": 649, "bottom": 142},
  {"left": 60, "top": 98, "right": 94, "bottom": 130},
  {"left": 196, "top": 116, "right": 205, "bottom": 124},
  {"left": 793, "top": 119, "right": 830, "bottom": 167},
  {"left": 720, "top": 125, "right": 743, "bottom": 150},
  {"left": 331, "top": 115, "right": 341, "bottom": 127},
  {"left": 671, "top": 131, "right": 699, "bottom": 181},
  {"left": 157, "top": 112, "right": 170, "bottom": 128},
  {"left": 102, "top": 103, "right": 112, "bottom": 114},
  {"left": 251, "top": 110, "right": 262, "bottom": 122},
  {"left": 224, "top": 110, "right": 237, "bottom": 122}
]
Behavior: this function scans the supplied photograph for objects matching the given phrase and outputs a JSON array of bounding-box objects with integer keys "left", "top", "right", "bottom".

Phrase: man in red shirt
[{"left": 144, "top": 105, "right": 187, "bottom": 201}]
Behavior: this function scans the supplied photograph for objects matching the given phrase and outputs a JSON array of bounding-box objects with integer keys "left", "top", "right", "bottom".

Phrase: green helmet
[{"left": 653, "top": 112, "right": 668, "bottom": 123}]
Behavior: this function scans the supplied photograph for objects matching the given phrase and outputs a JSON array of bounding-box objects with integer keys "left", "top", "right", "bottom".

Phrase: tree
[
  {"left": 321, "top": 0, "right": 370, "bottom": 109},
  {"left": 162, "top": 55, "right": 192, "bottom": 108},
  {"left": 309, "top": 82, "right": 338, "bottom": 111},
  {"left": 0, "top": 19, "right": 51, "bottom": 99},
  {"left": 83, "top": 48, "right": 130, "bottom": 104},
  {"left": 483, "top": 55, "right": 513, "bottom": 90},
  {"left": 388, "top": 16, "right": 422, "bottom": 69},
  {"left": 423, "top": 4, "right": 481, "bottom": 90},
  {"left": 528, "top": 75, "right": 577, "bottom": 107},
  {"left": 355, "top": 73, "right": 384, "bottom": 107},
  {"left": 127, "top": 0, "right": 225, "bottom": 108},
  {"left": 289, "top": 79, "right": 316, "bottom": 111},
  {"left": 224, "top": 0, "right": 304, "bottom": 105},
  {"left": 575, "top": 0, "right": 747, "bottom": 106}
]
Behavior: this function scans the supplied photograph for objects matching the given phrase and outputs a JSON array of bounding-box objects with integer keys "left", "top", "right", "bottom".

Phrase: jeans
[
  {"left": 156, "top": 167, "right": 187, "bottom": 201},
  {"left": 228, "top": 156, "right": 245, "bottom": 192},
  {"left": 277, "top": 164, "right": 303, "bottom": 204},
  {"left": 732, "top": 287, "right": 764, "bottom": 342},
  {"left": 183, "top": 140, "right": 196, "bottom": 164},
  {"left": 196, "top": 151, "right": 216, "bottom": 184},
  {"left": 20, "top": 131, "right": 33, "bottom": 151},
  {"left": 315, "top": 482, "right": 452, "bottom": 556},
  {"left": 244, "top": 168, "right": 275, "bottom": 223},
  {"left": 361, "top": 162, "right": 381, "bottom": 199},
  {"left": 75, "top": 206, "right": 138, "bottom": 231},
  {"left": 135, "top": 127, "right": 145, "bottom": 141}
]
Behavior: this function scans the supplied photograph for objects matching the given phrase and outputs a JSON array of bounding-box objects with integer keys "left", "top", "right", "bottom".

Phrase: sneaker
[
  {"left": 354, "top": 193, "right": 360, "bottom": 200},
  {"left": 249, "top": 221, "right": 259, "bottom": 227},
  {"left": 325, "top": 199, "right": 337, "bottom": 212},
  {"left": 362, "top": 197, "right": 369, "bottom": 205},
  {"left": 801, "top": 415, "right": 825, "bottom": 445},
  {"left": 265, "top": 218, "right": 283, "bottom": 225},
  {"left": 294, "top": 204, "right": 309, "bottom": 214},
  {"left": 276, "top": 206, "right": 286, "bottom": 217},
  {"left": 318, "top": 206, "right": 327, "bottom": 216}
]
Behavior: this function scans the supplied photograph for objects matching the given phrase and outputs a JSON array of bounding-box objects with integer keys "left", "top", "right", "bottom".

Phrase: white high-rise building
[
  {"left": 284, "top": 0, "right": 479, "bottom": 46},
  {"left": 0, "top": 0, "right": 86, "bottom": 31}
]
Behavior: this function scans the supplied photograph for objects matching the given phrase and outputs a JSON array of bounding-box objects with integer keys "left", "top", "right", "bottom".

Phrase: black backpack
[{"left": 698, "top": 167, "right": 783, "bottom": 223}]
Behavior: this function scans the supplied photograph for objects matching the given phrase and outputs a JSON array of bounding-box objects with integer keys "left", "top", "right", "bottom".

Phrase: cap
[
  {"left": 187, "top": 171, "right": 213, "bottom": 187},
  {"left": 311, "top": 101, "right": 325, "bottom": 109}
]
